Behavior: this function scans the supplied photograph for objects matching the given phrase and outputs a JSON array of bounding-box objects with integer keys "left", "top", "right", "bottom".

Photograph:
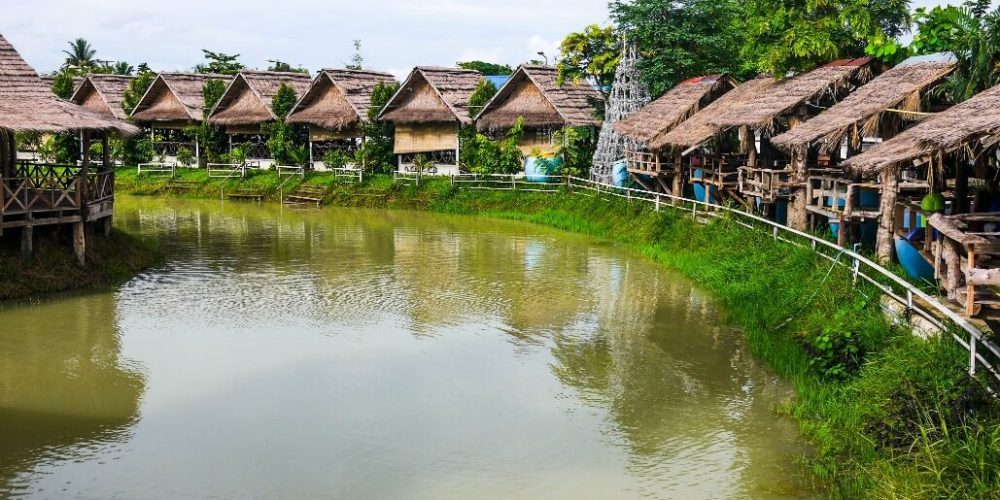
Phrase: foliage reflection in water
[{"left": 0, "top": 196, "right": 814, "bottom": 499}]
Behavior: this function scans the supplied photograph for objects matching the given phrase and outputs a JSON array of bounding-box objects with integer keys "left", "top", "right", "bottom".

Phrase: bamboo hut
[
  {"left": 613, "top": 74, "right": 735, "bottom": 194},
  {"left": 475, "top": 65, "right": 604, "bottom": 175},
  {"left": 378, "top": 66, "right": 482, "bottom": 175},
  {"left": 131, "top": 73, "right": 232, "bottom": 163},
  {"left": 770, "top": 53, "right": 958, "bottom": 247},
  {"left": 654, "top": 59, "right": 873, "bottom": 215},
  {"left": 843, "top": 85, "right": 1000, "bottom": 313},
  {"left": 71, "top": 74, "right": 133, "bottom": 121},
  {"left": 0, "top": 33, "right": 137, "bottom": 263},
  {"left": 286, "top": 68, "right": 397, "bottom": 170},
  {"left": 207, "top": 70, "right": 312, "bottom": 165}
]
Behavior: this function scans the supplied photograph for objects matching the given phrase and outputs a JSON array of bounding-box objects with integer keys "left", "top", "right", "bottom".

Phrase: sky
[{"left": 0, "top": 0, "right": 981, "bottom": 79}]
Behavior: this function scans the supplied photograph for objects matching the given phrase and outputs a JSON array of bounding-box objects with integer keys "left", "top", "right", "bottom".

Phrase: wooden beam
[{"left": 630, "top": 172, "right": 653, "bottom": 192}]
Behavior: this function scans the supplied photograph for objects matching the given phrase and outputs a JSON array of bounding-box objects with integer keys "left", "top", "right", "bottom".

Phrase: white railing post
[{"left": 970, "top": 335, "right": 977, "bottom": 376}]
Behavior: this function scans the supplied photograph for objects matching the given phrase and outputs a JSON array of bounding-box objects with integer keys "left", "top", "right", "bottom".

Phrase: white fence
[
  {"left": 137, "top": 162, "right": 176, "bottom": 178},
  {"left": 207, "top": 163, "right": 247, "bottom": 179},
  {"left": 436, "top": 173, "right": 1000, "bottom": 385}
]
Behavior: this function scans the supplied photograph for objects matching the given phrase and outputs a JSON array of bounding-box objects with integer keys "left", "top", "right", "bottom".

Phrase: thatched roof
[
  {"left": 843, "top": 83, "right": 1000, "bottom": 176},
  {"left": 650, "top": 77, "right": 776, "bottom": 151},
  {"left": 475, "top": 65, "right": 604, "bottom": 131},
  {"left": 131, "top": 73, "right": 232, "bottom": 123},
  {"left": 0, "top": 34, "right": 137, "bottom": 135},
  {"left": 770, "top": 53, "right": 957, "bottom": 154},
  {"left": 378, "top": 66, "right": 482, "bottom": 125},
  {"left": 70, "top": 74, "right": 134, "bottom": 120},
  {"left": 207, "top": 70, "right": 312, "bottom": 127},
  {"left": 613, "top": 74, "right": 735, "bottom": 146},
  {"left": 653, "top": 59, "right": 872, "bottom": 152},
  {"left": 286, "top": 68, "right": 397, "bottom": 130}
]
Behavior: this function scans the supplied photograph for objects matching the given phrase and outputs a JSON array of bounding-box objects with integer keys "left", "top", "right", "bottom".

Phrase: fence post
[
  {"left": 772, "top": 226, "right": 778, "bottom": 240},
  {"left": 852, "top": 257, "right": 860, "bottom": 284},
  {"left": 692, "top": 204, "right": 697, "bottom": 219},
  {"left": 906, "top": 290, "right": 914, "bottom": 321},
  {"left": 970, "top": 335, "right": 977, "bottom": 376},
  {"left": 655, "top": 194, "right": 661, "bottom": 212}
]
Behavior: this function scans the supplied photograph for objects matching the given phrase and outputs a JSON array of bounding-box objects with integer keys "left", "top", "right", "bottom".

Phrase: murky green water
[{"left": 0, "top": 196, "right": 814, "bottom": 499}]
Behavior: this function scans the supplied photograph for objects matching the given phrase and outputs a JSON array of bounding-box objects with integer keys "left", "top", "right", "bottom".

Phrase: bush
[
  {"left": 323, "top": 149, "right": 352, "bottom": 169},
  {"left": 176, "top": 147, "right": 195, "bottom": 167}
]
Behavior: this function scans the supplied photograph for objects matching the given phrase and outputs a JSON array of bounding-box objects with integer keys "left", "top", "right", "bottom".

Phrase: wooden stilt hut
[
  {"left": 613, "top": 74, "right": 735, "bottom": 195},
  {"left": 378, "top": 66, "right": 482, "bottom": 175},
  {"left": 0, "top": 33, "right": 137, "bottom": 263},
  {"left": 770, "top": 53, "right": 958, "bottom": 247},
  {"left": 285, "top": 69, "right": 397, "bottom": 170},
  {"left": 843, "top": 84, "right": 1000, "bottom": 316},
  {"left": 207, "top": 70, "right": 312, "bottom": 166},
  {"left": 654, "top": 59, "right": 873, "bottom": 214},
  {"left": 475, "top": 64, "right": 604, "bottom": 176},
  {"left": 130, "top": 73, "right": 233, "bottom": 163}
]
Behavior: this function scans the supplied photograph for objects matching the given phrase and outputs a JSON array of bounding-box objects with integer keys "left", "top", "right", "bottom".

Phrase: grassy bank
[
  {"left": 0, "top": 227, "right": 161, "bottom": 302},
  {"left": 118, "top": 168, "right": 1000, "bottom": 498}
]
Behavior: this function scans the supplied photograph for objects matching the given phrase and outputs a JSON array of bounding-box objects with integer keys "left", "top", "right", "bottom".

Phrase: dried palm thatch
[
  {"left": 843, "top": 83, "right": 1000, "bottom": 176},
  {"left": 286, "top": 69, "right": 397, "bottom": 130},
  {"left": 770, "top": 53, "right": 957, "bottom": 154},
  {"left": 208, "top": 70, "right": 312, "bottom": 127},
  {"left": 132, "top": 73, "right": 232, "bottom": 124},
  {"left": 475, "top": 65, "right": 604, "bottom": 131},
  {"left": 650, "top": 77, "right": 776, "bottom": 151},
  {"left": 653, "top": 59, "right": 872, "bottom": 152},
  {"left": 613, "top": 74, "right": 735, "bottom": 147},
  {"left": 0, "top": 34, "right": 136, "bottom": 135},
  {"left": 70, "top": 74, "right": 133, "bottom": 120},
  {"left": 379, "top": 67, "right": 482, "bottom": 125}
]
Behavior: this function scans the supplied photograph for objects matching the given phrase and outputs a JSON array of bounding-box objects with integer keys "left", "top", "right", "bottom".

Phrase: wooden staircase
[{"left": 283, "top": 185, "right": 327, "bottom": 207}]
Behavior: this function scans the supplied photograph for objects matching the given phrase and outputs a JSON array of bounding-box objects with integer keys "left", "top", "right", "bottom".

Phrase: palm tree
[{"left": 62, "top": 38, "right": 96, "bottom": 71}]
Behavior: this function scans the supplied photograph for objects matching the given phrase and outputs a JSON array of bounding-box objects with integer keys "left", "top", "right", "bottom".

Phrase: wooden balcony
[
  {"left": 928, "top": 212, "right": 1000, "bottom": 318},
  {"left": 626, "top": 149, "right": 674, "bottom": 176},
  {"left": 1, "top": 162, "right": 114, "bottom": 233},
  {"left": 804, "top": 175, "right": 882, "bottom": 220}
]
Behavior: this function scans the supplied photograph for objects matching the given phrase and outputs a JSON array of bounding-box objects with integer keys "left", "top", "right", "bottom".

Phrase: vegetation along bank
[{"left": 116, "top": 168, "right": 1000, "bottom": 499}]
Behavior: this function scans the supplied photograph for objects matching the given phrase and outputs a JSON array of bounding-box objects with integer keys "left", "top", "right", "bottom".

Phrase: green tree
[
  {"left": 456, "top": 61, "right": 514, "bottom": 75},
  {"left": 51, "top": 71, "right": 76, "bottom": 99},
  {"left": 263, "top": 83, "right": 305, "bottom": 165},
  {"left": 911, "top": 1, "right": 1000, "bottom": 102},
  {"left": 186, "top": 78, "right": 230, "bottom": 164},
  {"left": 267, "top": 59, "right": 309, "bottom": 74},
  {"left": 740, "top": 0, "right": 912, "bottom": 75},
  {"left": 347, "top": 40, "right": 364, "bottom": 70},
  {"left": 195, "top": 50, "right": 244, "bottom": 75},
  {"left": 355, "top": 81, "right": 400, "bottom": 173},
  {"left": 611, "top": 0, "right": 753, "bottom": 96},
  {"left": 557, "top": 24, "right": 621, "bottom": 93},
  {"left": 459, "top": 79, "right": 499, "bottom": 168},
  {"left": 122, "top": 68, "right": 156, "bottom": 114},
  {"left": 62, "top": 38, "right": 96, "bottom": 71}
]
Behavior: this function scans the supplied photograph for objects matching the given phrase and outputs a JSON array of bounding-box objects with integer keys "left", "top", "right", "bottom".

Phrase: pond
[{"left": 0, "top": 196, "right": 814, "bottom": 499}]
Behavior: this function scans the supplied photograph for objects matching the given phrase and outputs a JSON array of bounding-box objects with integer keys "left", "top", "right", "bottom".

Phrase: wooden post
[
  {"left": 672, "top": 152, "right": 683, "bottom": 197},
  {"left": 72, "top": 221, "right": 86, "bottom": 265},
  {"left": 80, "top": 130, "right": 91, "bottom": 222},
  {"left": 101, "top": 133, "right": 110, "bottom": 171},
  {"left": 788, "top": 150, "right": 809, "bottom": 230},
  {"left": 967, "top": 248, "right": 977, "bottom": 317},
  {"left": 20, "top": 223, "right": 33, "bottom": 262},
  {"left": 876, "top": 171, "right": 899, "bottom": 261}
]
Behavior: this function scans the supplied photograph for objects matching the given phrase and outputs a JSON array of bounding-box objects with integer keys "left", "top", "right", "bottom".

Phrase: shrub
[{"left": 176, "top": 147, "right": 195, "bottom": 167}]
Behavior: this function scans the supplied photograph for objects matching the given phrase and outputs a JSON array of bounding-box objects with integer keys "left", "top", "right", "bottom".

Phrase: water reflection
[
  {"left": 0, "top": 196, "right": 812, "bottom": 499},
  {"left": 0, "top": 293, "right": 145, "bottom": 495}
]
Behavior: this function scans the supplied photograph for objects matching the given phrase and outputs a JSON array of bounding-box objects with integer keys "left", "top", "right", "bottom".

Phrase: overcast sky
[{"left": 0, "top": 0, "right": 979, "bottom": 79}]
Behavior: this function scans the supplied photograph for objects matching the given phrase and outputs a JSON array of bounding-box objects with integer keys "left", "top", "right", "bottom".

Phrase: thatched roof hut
[
  {"left": 843, "top": 83, "right": 1000, "bottom": 177},
  {"left": 475, "top": 64, "right": 604, "bottom": 131},
  {"left": 770, "top": 53, "right": 957, "bottom": 154},
  {"left": 207, "top": 70, "right": 312, "bottom": 128},
  {"left": 614, "top": 74, "right": 735, "bottom": 147},
  {"left": 378, "top": 66, "right": 483, "bottom": 125},
  {"left": 286, "top": 68, "right": 397, "bottom": 131},
  {"left": 653, "top": 59, "right": 873, "bottom": 152},
  {"left": 131, "top": 73, "right": 232, "bottom": 125},
  {"left": 650, "top": 77, "right": 776, "bottom": 151},
  {"left": 0, "top": 34, "right": 136, "bottom": 135},
  {"left": 70, "top": 74, "right": 133, "bottom": 121}
]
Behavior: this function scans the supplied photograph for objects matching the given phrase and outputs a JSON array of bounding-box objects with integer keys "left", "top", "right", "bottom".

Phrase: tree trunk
[
  {"left": 787, "top": 150, "right": 809, "bottom": 230},
  {"left": 671, "top": 152, "right": 683, "bottom": 197},
  {"left": 876, "top": 172, "right": 899, "bottom": 261}
]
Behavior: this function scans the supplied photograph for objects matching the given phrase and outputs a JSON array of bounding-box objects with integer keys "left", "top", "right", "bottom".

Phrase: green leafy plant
[
  {"left": 553, "top": 127, "right": 597, "bottom": 178},
  {"left": 557, "top": 24, "right": 621, "bottom": 93},
  {"left": 457, "top": 61, "right": 514, "bottom": 75},
  {"left": 122, "top": 69, "right": 156, "bottom": 114},
  {"left": 263, "top": 82, "right": 305, "bottom": 164},
  {"left": 412, "top": 154, "right": 434, "bottom": 173},
  {"left": 176, "top": 147, "right": 195, "bottom": 167},
  {"left": 195, "top": 50, "right": 244, "bottom": 75},
  {"left": 226, "top": 146, "right": 248, "bottom": 165},
  {"left": 355, "top": 81, "right": 400, "bottom": 173},
  {"left": 323, "top": 149, "right": 353, "bottom": 169},
  {"left": 50, "top": 71, "right": 76, "bottom": 99}
]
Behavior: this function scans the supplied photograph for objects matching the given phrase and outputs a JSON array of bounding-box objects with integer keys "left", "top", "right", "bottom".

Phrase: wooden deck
[{"left": 1, "top": 162, "right": 114, "bottom": 237}]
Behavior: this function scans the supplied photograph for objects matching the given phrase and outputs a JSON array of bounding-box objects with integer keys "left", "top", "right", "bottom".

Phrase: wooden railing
[
  {"left": 1, "top": 163, "right": 114, "bottom": 222},
  {"left": 805, "top": 175, "right": 882, "bottom": 219},
  {"left": 626, "top": 149, "right": 674, "bottom": 175}
]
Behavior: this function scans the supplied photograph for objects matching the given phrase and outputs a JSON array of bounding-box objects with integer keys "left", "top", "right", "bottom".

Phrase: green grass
[
  {"left": 0, "top": 227, "right": 162, "bottom": 302},
  {"left": 116, "top": 170, "right": 1000, "bottom": 498}
]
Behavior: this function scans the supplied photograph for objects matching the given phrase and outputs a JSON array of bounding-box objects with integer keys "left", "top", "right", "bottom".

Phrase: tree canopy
[
  {"left": 196, "top": 50, "right": 244, "bottom": 75},
  {"left": 457, "top": 61, "right": 514, "bottom": 75},
  {"left": 557, "top": 24, "right": 621, "bottom": 92}
]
